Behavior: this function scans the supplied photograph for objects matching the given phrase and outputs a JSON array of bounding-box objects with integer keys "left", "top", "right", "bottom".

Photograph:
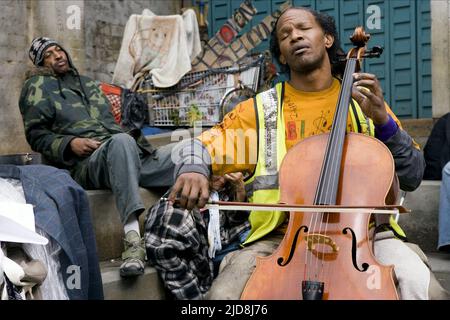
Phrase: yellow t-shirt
[{"left": 199, "top": 79, "right": 406, "bottom": 176}]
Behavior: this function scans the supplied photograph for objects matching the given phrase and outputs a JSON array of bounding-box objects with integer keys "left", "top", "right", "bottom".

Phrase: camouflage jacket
[{"left": 19, "top": 67, "right": 154, "bottom": 170}]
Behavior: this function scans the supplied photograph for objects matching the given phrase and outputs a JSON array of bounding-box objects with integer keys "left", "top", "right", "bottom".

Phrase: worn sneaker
[{"left": 119, "top": 230, "right": 146, "bottom": 277}]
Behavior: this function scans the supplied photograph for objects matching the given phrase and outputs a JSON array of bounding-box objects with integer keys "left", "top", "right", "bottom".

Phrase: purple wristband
[{"left": 374, "top": 115, "right": 398, "bottom": 142}]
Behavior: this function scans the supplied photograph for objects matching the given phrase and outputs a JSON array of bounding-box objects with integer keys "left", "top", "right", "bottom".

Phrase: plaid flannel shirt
[{"left": 145, "top": 188, "right": 250, "bottom": 300}]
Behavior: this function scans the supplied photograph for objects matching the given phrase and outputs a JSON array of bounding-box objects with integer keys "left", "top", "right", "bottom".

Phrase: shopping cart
[{"left": 138, "top": 54, "right": 265, "bottom": 127}]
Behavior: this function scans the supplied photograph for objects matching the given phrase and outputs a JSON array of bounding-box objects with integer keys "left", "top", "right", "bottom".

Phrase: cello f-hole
[
  {"left": 277, "top": 225, "right": 308, "bottom": 267},
  {"left": 343, "top": 227, "right": 370, "bottom": 272}
]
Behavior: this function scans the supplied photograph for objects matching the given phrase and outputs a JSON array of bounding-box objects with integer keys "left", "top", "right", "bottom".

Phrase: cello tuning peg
[
  {"left": 372, "top": 46, "right": 383, "bottom": 54},
  {"left": 363, "top": 46, "right": 384, "bottom": 58}
]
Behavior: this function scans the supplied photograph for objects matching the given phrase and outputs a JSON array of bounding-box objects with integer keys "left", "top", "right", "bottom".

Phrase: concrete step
[
  {"left": 86, "top": 130, "right": 202, "bottom": 261},
  {"left": 396, "top": 180, "right": 450, "bottom": 296},
  {"left": 99, "top": 254, "right": 449, "bottom": 300},
  {"left": 91, "top": 127, "right": 444, "bottom": 299},
  {"left": 85, "top": 184, "right": 168, "bottom": 299},
  {"left": 399, "top": 180, "right": 441, "bottom": 252},
  {"left": 93, "top": 179, "right": 448, "bottom": 300},
  {"left": 87, "top": 187, "right": 166, "bottom": 261},
  {"left": 100, "top": 260, "right": 166, "bottom": 300},
  {"left": 145, "top": 130, "right": 177, "bottom": 147},
  {"left": 145, "top": 127, "right": 202, "bottom": 147},
  {"left": 426, "top": 252, "right": 450, "bottom": 293},
  {"left": 400, "top": 118, "right": 434, "bottom": 150}
]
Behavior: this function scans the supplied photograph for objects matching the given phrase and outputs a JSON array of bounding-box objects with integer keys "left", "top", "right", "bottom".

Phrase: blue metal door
[{"left": 208, "top": 0, "right": 432, "bottom": 119}]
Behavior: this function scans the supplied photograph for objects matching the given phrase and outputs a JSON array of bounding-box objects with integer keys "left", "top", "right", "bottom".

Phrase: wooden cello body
[
  {"left": 241, "top": 27, "right": 399, "bottom": 300},
  {"left": 241, "top": 133, "right": 399, "bottom": 299}
]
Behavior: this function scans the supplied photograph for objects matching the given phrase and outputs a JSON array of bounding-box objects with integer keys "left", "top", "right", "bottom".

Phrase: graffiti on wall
[{"left": 192, "top": 1, "right": 291, "bottom": 72}]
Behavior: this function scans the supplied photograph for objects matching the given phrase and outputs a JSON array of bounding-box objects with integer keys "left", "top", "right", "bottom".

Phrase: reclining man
[
  {"left": 19, "top": 37, "right": 175, "bottom": 277},
  {"left": 169, "top": 7, "right": 448, "bottom": 299}
]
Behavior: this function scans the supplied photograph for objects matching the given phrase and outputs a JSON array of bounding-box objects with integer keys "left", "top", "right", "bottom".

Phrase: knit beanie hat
[{"left": 29, "top": 37, "right": 61, "bottom": 66}]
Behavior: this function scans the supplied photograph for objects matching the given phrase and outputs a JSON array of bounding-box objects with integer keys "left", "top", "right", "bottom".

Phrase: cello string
[
  {"left": 306, "top": 115, "right": 336, "bottom": 281},
  {"left": 316, "top": 114, "right": 343, "bottom": 280},
  {"left": 307, "top": 74, "right": 347, "bottom": 281},
  {"left": 319, "top": 58, "right": 357, "bottom": 285},
  {"left": 317, "top": 58, "right": 356, "bottom": 283},
  {"left": 307, "top": 131, "right": 337, "bottom": 280},
  {"left": 306, "top": 170, "right": 325, "bottom": 280},
  {"left": 304, "top": 57, "right": 356, "bottom": 284},
  {"left": 309, "top": 90, "right": 345, "bottom": 280},
  {"left": 309, "top": 102, "right": 343, "bottom": 280},
  {"left": 321, "top": 105, "right": 347, "bottom": 282}
]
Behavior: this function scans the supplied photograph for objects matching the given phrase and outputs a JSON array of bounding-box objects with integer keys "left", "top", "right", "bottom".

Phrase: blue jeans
[
  {"left": 438, "top": 162, "right": 450, "bottom": 249},
  {"left": 212, "top": 229, "right": 250, "bottom": 277},
  {"left": 76, "top": 133, "right": 176, "bottom": 224}
]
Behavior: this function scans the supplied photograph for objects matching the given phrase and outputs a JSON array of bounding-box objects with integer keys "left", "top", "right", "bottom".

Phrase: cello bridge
[{"left": 305, "top": 233, "right": 339, "bottom": 252}]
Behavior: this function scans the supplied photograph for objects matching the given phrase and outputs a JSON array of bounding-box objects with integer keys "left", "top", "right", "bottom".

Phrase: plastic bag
[
  {"left": 121, "top": 89, "right": 148, "bottom": 130},
  {"left": 0, "top": 178, "right": 68, "bottom": 300}
]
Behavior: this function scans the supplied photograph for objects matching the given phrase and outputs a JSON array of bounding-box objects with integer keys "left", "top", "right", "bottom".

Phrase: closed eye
[{"left": 280, "top": 33, "right": 289, "bottom": 41}]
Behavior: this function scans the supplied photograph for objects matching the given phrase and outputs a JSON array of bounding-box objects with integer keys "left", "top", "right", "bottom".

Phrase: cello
[{"left": 238, "top": 26, "right": 399, "bottom": 300}]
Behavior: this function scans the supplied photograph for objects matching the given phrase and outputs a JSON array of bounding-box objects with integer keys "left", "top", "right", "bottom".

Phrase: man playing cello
[{"left": 169, "top": 6, "right": 448, "bottom": 300}]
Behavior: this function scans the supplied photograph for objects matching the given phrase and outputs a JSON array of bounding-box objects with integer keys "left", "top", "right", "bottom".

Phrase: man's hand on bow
[{"left": 168, "top": 172, "right": 210, "bottom": 210}]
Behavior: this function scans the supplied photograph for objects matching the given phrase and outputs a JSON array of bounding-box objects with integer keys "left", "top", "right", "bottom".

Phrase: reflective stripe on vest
[
  {"left": 243, "top": 81, "right": 376, "bottom": 245},
  {"left": 244, "top": 174, "right": 279, "bottom": 197}
]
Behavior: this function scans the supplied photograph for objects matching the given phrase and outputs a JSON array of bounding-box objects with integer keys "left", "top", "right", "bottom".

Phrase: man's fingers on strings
[
  {"left": 353, "top": 79, "right": 382, "bottom": 97},
  {"left": 351, "top": 87, "right": 368, "bottom": 104},
  {"left": 353, "top": 72, "right": 376, "bottom": 81},
  {"left": 355, "top": 85, "right": 377, "bottom": 101},
  {"left": 353, "top": 79, "right": 375, "bottom": 89}
]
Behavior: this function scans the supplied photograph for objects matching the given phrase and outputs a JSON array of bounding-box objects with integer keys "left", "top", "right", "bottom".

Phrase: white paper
[
  {"left": 0, "top": 215, "right": 48, "bottom": 245},
  {"left": 0, "top": 202, "right": 35, "bottom": 231},
  {"left": 0, "top": 202, "right": 48, "bottom": 245}
]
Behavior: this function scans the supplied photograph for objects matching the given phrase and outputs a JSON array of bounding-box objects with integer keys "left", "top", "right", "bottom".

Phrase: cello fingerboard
[{"left": 315, "top": 58, "right": 357, "bottom": 206}]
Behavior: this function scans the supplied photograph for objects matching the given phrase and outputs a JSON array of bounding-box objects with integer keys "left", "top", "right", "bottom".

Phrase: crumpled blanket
[{"left": 112, "top": 9, "right": 201, "bottom": 89}]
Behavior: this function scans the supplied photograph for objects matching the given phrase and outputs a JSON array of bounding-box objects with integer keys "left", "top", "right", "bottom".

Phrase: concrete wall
[
  {"left": 431, "top": 0, "right": 450, "bottom": 118},
  {"left": 1, "top": 0, "right": 448, "bottom": 156},
  {"left": 0, "top": 0, "right": 180, "bottom": 155},
  {"left": 0, "top": 1, "right": 31, "bottom": 155},
  {"left": 84, "top": 0, "right": 180, "bottom": 83}
]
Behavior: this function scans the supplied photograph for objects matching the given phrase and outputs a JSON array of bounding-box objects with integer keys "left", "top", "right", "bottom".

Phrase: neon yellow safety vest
[{"left": 242, "top": 82, "right": 404, "bottom": 246}]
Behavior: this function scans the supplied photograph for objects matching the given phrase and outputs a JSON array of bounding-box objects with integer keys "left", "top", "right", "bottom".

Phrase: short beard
[
  {"left": 52, "top": 63, "right": 69, "bottom": 75},
  {"left": 289, "top": 51, "right": 328, "bottom": 75}
]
